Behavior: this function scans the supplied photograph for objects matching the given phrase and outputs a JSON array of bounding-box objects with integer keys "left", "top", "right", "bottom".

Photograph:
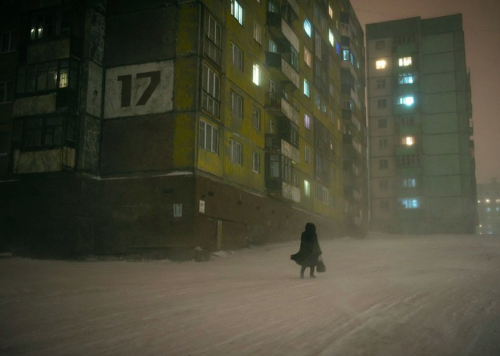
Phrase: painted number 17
[{"left": 117, "top": 71, "right": 161, "bottom": 108}]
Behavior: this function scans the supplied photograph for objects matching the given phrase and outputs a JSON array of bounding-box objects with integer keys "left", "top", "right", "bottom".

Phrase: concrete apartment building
[
  {"left": 366, "top": 15, "right": 477, "bottom": 234},
  {"left": 477, "top": 179, "right": 500, "bottom": 235},
  {"left": 0, "top": 0, "right": 367, "bottom": 257}
]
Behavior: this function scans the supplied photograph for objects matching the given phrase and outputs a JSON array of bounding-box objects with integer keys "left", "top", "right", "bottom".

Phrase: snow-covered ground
[{"left": 1, "top": 233, "right": 500, "bottom": 356}]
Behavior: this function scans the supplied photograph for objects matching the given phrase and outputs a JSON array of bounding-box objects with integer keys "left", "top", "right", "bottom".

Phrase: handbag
[{"left": 317, "top": 256, "right": 326, "bottom": 273}]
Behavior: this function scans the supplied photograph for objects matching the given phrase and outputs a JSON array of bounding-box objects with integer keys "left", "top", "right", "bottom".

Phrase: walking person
[{"left": 291, "top": 223, "right": 322, "bottom": 278}]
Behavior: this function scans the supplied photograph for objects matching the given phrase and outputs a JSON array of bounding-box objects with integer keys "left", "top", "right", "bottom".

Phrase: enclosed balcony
[
  {"left": 265, "top": 134, "right": 300, "bottom": 163},
  {"left": 266, "top": 15, "right": 299, "bottom": 52},
  {"left": 265, "top": 92, "right": 299, "bottom": 126},
  {"left": 265, "top": 52, "right": 300, "bottom": 89}
]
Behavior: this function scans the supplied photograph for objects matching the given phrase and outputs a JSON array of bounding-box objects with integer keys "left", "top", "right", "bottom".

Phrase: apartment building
[
  {"left": 0, "top": 0, "right": 367, "bottom": 257},
  {"left": 367, "top": 15, "right": 476, "bottom": 234},
  {"left": 477, "top": 179, "right": 500, "bottom": 235}
]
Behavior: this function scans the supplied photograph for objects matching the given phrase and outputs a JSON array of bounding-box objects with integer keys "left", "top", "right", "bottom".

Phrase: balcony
[
  {"left": 265, "top": 52, "right": 300, "bottom": 88},
  {"left": 342, "top": 108, "right": 352, "bottom": 120},
  {"left": 282, "top": 181, "right": 301, "bottom": 203},
  {"left": 265, "top": 92, "right": 299, "bottom": 126},
  {"left": 265, "top": 134, "right": 300, "bottom": 163},
  {"left": 266, "top": 14, "right": 299, "bottom": 52}
]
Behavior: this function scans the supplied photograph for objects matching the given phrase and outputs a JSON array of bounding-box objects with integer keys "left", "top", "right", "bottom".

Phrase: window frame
[
  {"left": 229, "top": 138, "right": 243, "bottom": 165},
  {"left": 199, "top": 120, "right": 219, "bottom": 154},
  {"left": 231, "top": 0, "right": 244, "bottom": 25},
  {"left": 230, "top": 91, "right": 243, "bottom": 119}
]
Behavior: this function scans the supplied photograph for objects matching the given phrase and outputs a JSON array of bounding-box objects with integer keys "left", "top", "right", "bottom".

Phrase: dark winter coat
[{"left": 290, "top": 223, "right": 322, "bottom": 267}]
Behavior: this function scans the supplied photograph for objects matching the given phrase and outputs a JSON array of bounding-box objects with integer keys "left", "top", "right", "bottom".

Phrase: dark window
[
  {"left": 0, "top": 81, "right": 14, "bottom": 103},
  {"left": 13, "top": 116, "right": 75, "bottom": 150},
  {"left": 0, "top": 131, "right": 9, "bottom": 155},
  {"left": 1, "top": 30, "right": 18, "bottom": 52}
]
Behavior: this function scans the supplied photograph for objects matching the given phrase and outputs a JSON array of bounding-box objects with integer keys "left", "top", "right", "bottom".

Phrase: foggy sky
[{"left": 350, "top": 0, "right": 500, "bottom": 184}]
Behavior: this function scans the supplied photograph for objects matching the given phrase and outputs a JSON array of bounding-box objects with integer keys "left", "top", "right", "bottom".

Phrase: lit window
[
  {"left": 231, "top": 0, "right": 244, "bottom": 25},
  {"left": 199, "top": 121, "right": 219, "bottom": 154},
  {"left": 252, "top": 151, "right": 260, "bottom": 173},
  {"left": 486, "top": 199, "right": 490, "bottom": 203},
  {"left": 478, "top": 200, "right": 481, "bottom": 203},
  {"left": 268, "top": 40, "right": 277, "bottom": 53},
  {"left": 304, "top": 19, "right": 312, "bottom": 37},
  {"left": 400, "top": 198, "right": 420, "bottom": 209},
  {"left": 402, "top": 136, "right": 415, "bottom": 146},
  {"left": 376, "top": 60, "right": 387, "bottom": 69},
  {"left": 303, "top": 79, "right": 310, "bottom": 97},
  {"left": 398, "top": 73, "right": 414, "bottom": 84},
  {"left": 59, "top": 68, "right": 68, "bottom": 88},
  {"left": 304, "top": 180, "right": 311, "bottom": 197},
  {"left": 252, "top": 64, "right": 260, "bottom": 85},
  {"left": 229, "top": 139, "right": 243, "bottom": 165},
  {"left": 328, "top": 4, "right": 333, "bottom": 18},
  {"left": 343, "top": 49, "right": 349, "bottom": 61},
  {"left": 399, "top": 57, "right": 412, "bottom": 67},
  {"left": 304, "top": 114, "right": 311, "bottom": 129},
  {"left": 397, "top": 96, "right": 414, "bottom": 106},
  {"left": 329, "top": 29, "right": 334, "bottom": 46},
  {"left": 304, "top": 47, "right": 312, "bottom": 67}
]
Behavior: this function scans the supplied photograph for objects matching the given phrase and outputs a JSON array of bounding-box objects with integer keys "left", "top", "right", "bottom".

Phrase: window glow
[
  {"left": 486, "top": 199, "right": 490, "bottom": 203},
  {"left": 399, "top": 56, "right": 412, "bottom": 67},
  {"left": 303, "top": 79, "right": 310, "bottom": 97},
  {"left": 376, "top": 60, "right": 386, "bottom": 69},
  {"left": 403, "top": 136, "right": 415, "bottom": 146},
  {"left": 328, "top": 5, "right": 333, "bottom": 18},
  {"left": 252, "top": 64, "right": 260, "bottom": 85},
  {"left": 231, "top": 0, "right": 244, "bottom": 25},
  {"left": 304, "top": 19, "right": 312, "bottom": 37},
  {"left": 398, "top": 96, "right": 414, "bottom": 106},
  {"left": 400, "top": 198, "right": 419, "bottom": 209},
  {"left": 304, "top": 180, "right": 311, "bottom": 197},
  {"left": 343, "top": 49, "right": 349, "bottom": 61},
  {"left": 398, "top": 73, "right": 414, "bottom": 84},
  {"left": 304, "top": 114, "right": 311, "bottom": 129},
  {"left": 329, "top": 30, "right": 334, "bottom": 46}
]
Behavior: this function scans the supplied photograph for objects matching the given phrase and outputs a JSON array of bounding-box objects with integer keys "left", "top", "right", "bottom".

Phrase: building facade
[
  {"left": 366, "top": 15, "right": 477, "bottom": 234},
  {"left": 0, "top": 0, "right": 367, "bottom": 257},
  {"left": 477, "top": 179, "right": 500, "bottom": 235}
]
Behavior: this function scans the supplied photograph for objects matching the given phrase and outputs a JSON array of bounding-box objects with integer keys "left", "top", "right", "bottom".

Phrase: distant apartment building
[
  {"left": 477, "top": 179, "right": 500, "bottom": 235},
  {"left": 0, "top": 0, "right": 367, "bottom": 256},
  {"left": 366, "top": 15, "right": 477, "bottom": 234}
]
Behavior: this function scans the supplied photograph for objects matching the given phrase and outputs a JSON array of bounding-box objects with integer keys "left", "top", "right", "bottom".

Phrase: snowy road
[{"left": 1, "top": 233, "right": 500, "bottom": 356}]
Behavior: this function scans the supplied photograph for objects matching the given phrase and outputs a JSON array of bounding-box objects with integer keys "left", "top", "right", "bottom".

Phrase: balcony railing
[
  {"left": 265, "top": 52, "right": 300, "bottom": 88},
  {"left": 265, "top": 92, "right": 299, "bottom": 126},
  {"left": 282, "top": 181, "right": 301, "bottom": 203}
]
